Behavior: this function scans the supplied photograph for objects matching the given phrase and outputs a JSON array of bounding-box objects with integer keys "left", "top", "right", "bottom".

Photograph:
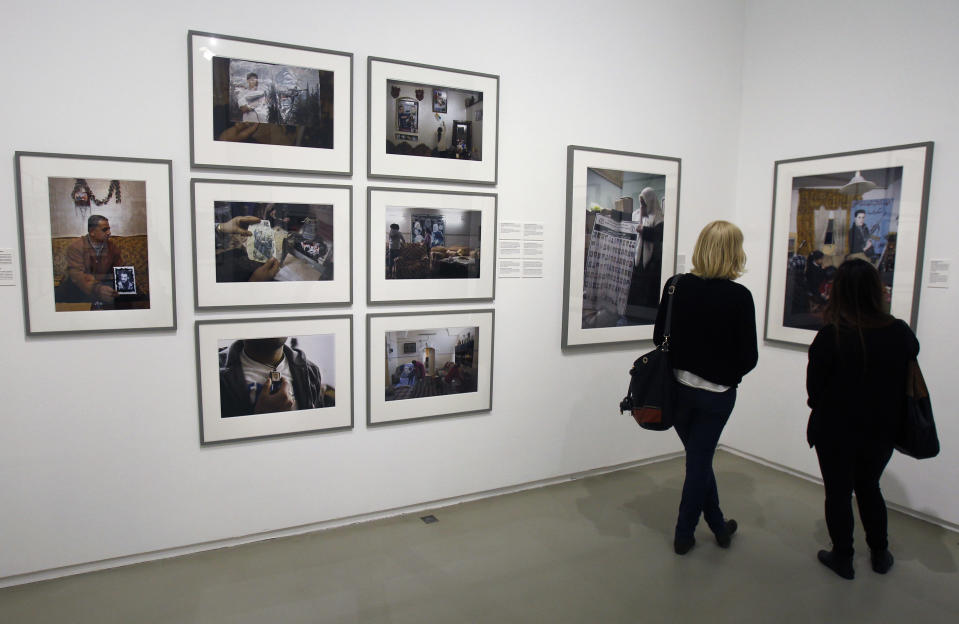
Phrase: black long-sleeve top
[
  {"left": 653, "top": 274, "right": 758, "bottom": 387},
  {"left": 806, "top": 319, "right": 919, "bottom": 447}
]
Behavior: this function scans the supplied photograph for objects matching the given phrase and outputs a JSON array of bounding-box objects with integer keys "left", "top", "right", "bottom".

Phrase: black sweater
[
  {"left": 806, "top": 319, "right": 919, "bottom": 447},
  {"left": 653, "top": 274, "right": 758, "bottom": 387}
]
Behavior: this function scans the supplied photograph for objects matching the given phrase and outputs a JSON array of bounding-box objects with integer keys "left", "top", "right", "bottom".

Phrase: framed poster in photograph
[
  {"left": 368, "top": 57, "right": 499, "bottom": 184},
  {"left": 188, "top": 31, "right": 352, "bottom": 175},
  {"left": 368, "top": 187, "right": 496, "bottom": 304},
  {"left": 562, "top": 146, "right": 680, "bottom": 348},
  {"left": 192, "top": 179, "right": 351, "bottom": 309},
  {"left": 765, "top": 142, "right": 934, "bottom": 346},
  {"left": 196, "top": 315, "right": 353, "bottom": 444},
  {"left": 15, "top": 152, "right": 175, "bottom": 335},
  {"left": 367, "top": 309, "right": 494, "bottom": 425}
]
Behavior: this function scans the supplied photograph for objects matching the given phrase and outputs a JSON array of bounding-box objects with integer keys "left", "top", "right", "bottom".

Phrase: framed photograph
[
  {"left": 188, "top": 31, "right": 352, "bottom": 175},
  {"left": 562, "top": 146, "right": 680, "bottom": 348},
  {"left": 396, "top": 97, "right": 418, "bottom": 133},
  {"left": 765, "top": 142, "right": 934, "bottom": 346},
  {"left": 192, "top": 179, "right": 351, "bottom": 309},
  {"left": 432, "top": 88, "right": 447, "bottom": 113},
  {"left": 368, "top": 187, "right": 496, "bottom": 304},
  {"left": 368, "top": 57, "right": 499, "bottom": 184},
  {"left": 113, "top": 266, "right": 137, "bottom": 295},
  {"left": 15, "top": 152, "right": 175, "bottom": 335},
  {"left": 367, "top": 310, "right": 494, "bottom": 425},
  {"left": 196, "top": 315, "right": 353, "bottom": 444}
]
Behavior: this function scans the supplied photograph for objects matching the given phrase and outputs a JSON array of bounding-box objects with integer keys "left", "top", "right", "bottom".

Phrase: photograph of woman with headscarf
[
  {"left": 581, "top": 169, "right": 667, "bottom": 328},
  {"left": 625, "top": 186, "right": 665, "bottom": 319}
]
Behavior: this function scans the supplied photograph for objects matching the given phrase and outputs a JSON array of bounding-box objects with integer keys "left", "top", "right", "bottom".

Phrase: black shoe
[
  {"left": 817, "top": 549, "right": 854, "bottom": 579},
  {"left": 715, "top": 519, "right": 738, "bottom": 548},
  {"left": 871, "top": 549, "right": 894, "bottom": 574},
  {"left": 674, "top": 535, "right": 695, "bottom": 555}
]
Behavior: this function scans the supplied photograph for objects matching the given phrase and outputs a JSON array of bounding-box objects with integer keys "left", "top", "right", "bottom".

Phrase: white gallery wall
[
  {"left": 2, "top": 0, "right": 955, "bottom": 585},
  {"left": 727, "top": 0, "right": 959, "bottom": 524},
  {"left": 0, "top": 0, "right": 745, "bottom": 583}
]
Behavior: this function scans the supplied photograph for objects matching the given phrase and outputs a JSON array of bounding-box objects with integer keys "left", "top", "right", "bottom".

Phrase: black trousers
[
  {"left": 815, "top": 439, "right": 894, "bottom": 556},
  {"left": 672, "top": 384, "right": 736, "bottom": 539}
]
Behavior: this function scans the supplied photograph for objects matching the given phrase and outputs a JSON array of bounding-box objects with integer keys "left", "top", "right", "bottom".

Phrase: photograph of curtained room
[{"left": 782, "top": 166, "right": 902, "bottom": 330}]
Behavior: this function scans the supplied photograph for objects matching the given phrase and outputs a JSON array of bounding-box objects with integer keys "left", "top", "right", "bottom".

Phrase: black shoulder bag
[
  {"left": 894, "top": 360, "right": 939, "bottom": 459},
  {"left": 619, "top": 275, "right": 681, "bottom": 431}
]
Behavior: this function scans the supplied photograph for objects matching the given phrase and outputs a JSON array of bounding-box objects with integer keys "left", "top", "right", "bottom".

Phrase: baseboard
[
  {"left": 7, "top": 446, "right": 948, "bottom": 589},
  {"left": 0, "top": 450, "right": 684, "bottom": 589},
  {"left": 718, "top": 444, "right": 959, "bottom": 534}
]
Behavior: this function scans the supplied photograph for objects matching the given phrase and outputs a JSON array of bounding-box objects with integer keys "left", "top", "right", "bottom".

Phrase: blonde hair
[{"left": 690, "top": 220, "right": 746, "bottom": 280}]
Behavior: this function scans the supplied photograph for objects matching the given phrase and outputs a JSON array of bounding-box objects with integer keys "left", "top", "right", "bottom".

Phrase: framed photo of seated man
[{"left": 15, "top": 152, "right": 175, "bottom": 335}]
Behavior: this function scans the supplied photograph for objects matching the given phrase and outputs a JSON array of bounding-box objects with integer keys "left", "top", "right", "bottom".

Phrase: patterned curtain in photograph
[{"left": 796, "top": 188, "right": 858, "bottom": 264}]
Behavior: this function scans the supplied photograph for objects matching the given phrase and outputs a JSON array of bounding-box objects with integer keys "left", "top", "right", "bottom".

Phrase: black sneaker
[
  {"left": 871, "top": 549, "right": 894, "bottom": 574},
  {"left": 715, "top": 519, "right": 738, "bottom": 548},
  {"left": 674, "top": 535, "right": 695, "bottom": 555},
  {"left": 817, "top": 549, "right": 854, "bottom": 579}
]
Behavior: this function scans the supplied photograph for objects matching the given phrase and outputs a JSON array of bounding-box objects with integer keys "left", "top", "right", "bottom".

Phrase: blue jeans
[{"left": 672, "top": 383, "right": 736, "bottom": 539}]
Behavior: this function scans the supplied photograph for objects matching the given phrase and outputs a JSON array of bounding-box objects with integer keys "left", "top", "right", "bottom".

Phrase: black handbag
[
  {"left": 894, "top": 360, "right": 939, "bottom": 459},
  {"left": 619, "top": 275, "right": 681, "bottom": 431}
]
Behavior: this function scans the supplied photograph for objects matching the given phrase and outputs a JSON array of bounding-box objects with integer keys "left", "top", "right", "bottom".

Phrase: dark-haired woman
[{"left": 806, "top": 259, "right": 919, "bottom": 579}]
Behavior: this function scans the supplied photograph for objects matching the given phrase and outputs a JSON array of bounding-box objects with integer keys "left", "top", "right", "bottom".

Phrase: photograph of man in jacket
[{"left": 218, "top": 336, "right": 331, "bottom": 418}]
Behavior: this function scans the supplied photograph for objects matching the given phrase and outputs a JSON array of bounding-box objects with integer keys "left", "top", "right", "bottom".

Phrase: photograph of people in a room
[
  {"left": 212, "top": 56, "right": 333, "bottom": 149},
  {"left": 385, "top": 327, "right": 478, "bottom": 401},
  {"left": 386, "top": 80, "right": 483, "bottom": 160},
  {"left": 217, "top": 334, "right": 335, "bottom": 418},
  {"left": 48, "top": 177, "right": 151, "bottom": 312},
  {"left": 384, "top": 206, "right": 481, "bottom": 280},
  {"left": 782, "top": 166, "right": 902, "bottom": 330},
  {"left": 214, "top": 201, "right": 334, "bottom": 282},
  {"left": 580, "top": 168, "right": 667, "bottom": 329}
]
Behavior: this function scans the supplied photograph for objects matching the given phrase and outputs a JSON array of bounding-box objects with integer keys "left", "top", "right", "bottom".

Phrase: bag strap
[
  {"left": 661, "top": 274, "right": 682, "bottom": 351},
  {"left": 907, "top": 360, "right": 929, "bottom": 400}
]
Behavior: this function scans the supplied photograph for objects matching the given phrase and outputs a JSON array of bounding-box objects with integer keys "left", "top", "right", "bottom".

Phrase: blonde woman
[{"left": 652, "top": 220, "right": 758, "bottom": 555}]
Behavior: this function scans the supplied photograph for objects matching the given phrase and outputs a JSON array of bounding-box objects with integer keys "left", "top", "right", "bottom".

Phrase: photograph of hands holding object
[{"left": 213, "top": 202, "right": 335, "bottom": 284}]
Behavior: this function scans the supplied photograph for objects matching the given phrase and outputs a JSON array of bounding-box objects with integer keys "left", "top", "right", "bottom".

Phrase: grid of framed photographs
[
  {"left": 765, "top": 142, "right": 934, "bottom": 346},
  {"left": 562, "top": 146, "right": 681, "bottom": 348},
  {"left": 12, "top": 33, "right": 503, "bottom": 440},
  {"left": 364, "top": 58, "right": 498, "bottom": 426}
]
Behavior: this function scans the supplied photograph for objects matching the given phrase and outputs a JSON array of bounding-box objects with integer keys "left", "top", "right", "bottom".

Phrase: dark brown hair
[
  {"left": 823, "top": 259, "right": 892, "bottom": 328},
  {"left": 823, "top": 259, "right": 893, "bottom": 372}
]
